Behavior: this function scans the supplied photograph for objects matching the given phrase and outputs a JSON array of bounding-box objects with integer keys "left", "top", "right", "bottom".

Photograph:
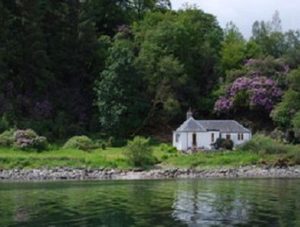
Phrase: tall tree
[
  {"left": 95, "top": 30, "right": 148, "bottom": 136},
  {"left": 220, "top": 22, "right": 246, "bottom": 74},
  {"left": 135, "top": 9, "right": 223, "bottom": 125},
  {"left": 251, "top": 11, "right": 286, "bottom": 58}
]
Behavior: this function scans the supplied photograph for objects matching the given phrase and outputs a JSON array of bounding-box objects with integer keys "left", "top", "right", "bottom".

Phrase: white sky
[{"left": 171, "top": 0, "right": 300, "bottom": 38}]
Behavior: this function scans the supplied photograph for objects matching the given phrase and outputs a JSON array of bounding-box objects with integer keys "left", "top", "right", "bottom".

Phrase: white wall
[
  {"left": 220, "top": 132, "right": 252, "bottom": 146},
  {"left": 173, "top": 132, "right": 188, "bottom": 151},
  {"left": 173, "top": 131, "right": 220, "bottom": 151},
  {"left": 173, "top": 131, "right": 252, "bottom": 151}
]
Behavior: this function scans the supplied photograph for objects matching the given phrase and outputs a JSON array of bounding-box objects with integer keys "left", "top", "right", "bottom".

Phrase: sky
[{"left": 171, "top": 0, "right": 300, "bottom": 38}]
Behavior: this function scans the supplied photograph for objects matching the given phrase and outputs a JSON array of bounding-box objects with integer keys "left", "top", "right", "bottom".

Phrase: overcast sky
[{"left": 171, "top": 0, "right": 300, "bottom": 38}]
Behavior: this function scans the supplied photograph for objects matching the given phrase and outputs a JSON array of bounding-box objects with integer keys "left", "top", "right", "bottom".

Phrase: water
[{"left": 0, "top": 179, "right": 299, "bottom": 227}]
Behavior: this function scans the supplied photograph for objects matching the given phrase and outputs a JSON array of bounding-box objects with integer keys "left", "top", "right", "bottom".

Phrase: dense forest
[{"left": 0, "top": 0, "right": 300, "bottom": 142}]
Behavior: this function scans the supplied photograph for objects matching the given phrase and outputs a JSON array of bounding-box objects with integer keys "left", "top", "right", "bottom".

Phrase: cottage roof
[
  {"left": 175, "top": 117, "right": 206, "bottom": 132},
  {"left": 197, "top": 120, "right": 250, "bottom": 133}
]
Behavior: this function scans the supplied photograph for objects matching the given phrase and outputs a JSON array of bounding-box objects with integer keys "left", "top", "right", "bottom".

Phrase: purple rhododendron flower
[
  {"left": 215, "top": 76, "right": 282, "bottom": 113},
  {"left": 214, "top": 96, "right": 233, "bottom": 112}
]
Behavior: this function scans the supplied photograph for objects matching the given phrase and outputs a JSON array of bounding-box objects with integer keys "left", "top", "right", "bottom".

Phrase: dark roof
[
  {"left": 197, "top": 120, "right": 250, "bottom": 133},
  {"left": 175, "top": 119, "right": 250, "bottom": 133},
  {"left": 176, "top": 117, "right": 206, "bottom": 132}
]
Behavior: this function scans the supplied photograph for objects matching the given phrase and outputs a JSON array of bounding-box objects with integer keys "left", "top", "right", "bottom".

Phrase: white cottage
[{"left": 173, "top": 110, "right": 251, "bottom": 151}]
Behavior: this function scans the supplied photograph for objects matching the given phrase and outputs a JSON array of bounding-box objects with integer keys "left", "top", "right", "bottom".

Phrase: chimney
[{"left": 186, "top": 108, "right": 193, "bottom": 119}]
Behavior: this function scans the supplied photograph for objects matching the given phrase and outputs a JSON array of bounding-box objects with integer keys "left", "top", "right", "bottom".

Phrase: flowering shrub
[
  {"left": 215, "top": 76, "right": 282, "bottom": 113},
  {"left": 13, "top": 129, "right": 48, "bottom": 151}
]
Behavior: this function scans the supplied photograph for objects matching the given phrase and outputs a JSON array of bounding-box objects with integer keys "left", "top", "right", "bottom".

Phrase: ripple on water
[{"left": 0, "top": 179, "right": 299, "bottom": 227}]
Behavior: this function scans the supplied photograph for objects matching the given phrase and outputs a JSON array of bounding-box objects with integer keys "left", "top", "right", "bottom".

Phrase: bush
[
  {"left": 213, "top": 138, "right": 225, "bottom": 150},
  {"left": 158, "top": 143, "right": 177, "bottom": 153},
  {"left": 240, "top": 134, "right": 288, "bottom": 154},
  {"left": 63, "top": 135, "right": 94, "bottom": 151},
  {"left": 213, "top": 138, "right": 234, "bottom": 150},
  {"left": 13, "top": 129, "right": 48, "bottom": 151},
  {"left": 0, "top": 129, "right": 16, "bottom": 147},
  {"left": 0, "top": 115, "right": 10, "bottom": 132},
  {"left": 124, "top": 136, "right": 155, "bottom": 167},
  {"left": 94, "top": 139, "right": 107, "bottom": 150},
  {"left": 222, "top": 139, "right": 234, "bottom": 150},
  {"left": 291, "top": 151, "right": 300, "bottom": 165}
]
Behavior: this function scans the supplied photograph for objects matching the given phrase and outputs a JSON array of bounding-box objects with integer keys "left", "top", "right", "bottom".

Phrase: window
[
  {"left": 226, "top": 134, "right": 231, "bottom": 140},
  {"left": 211, "top": 133, "right": 215, "bottom": 143},
  {"left": 175, "top": 134, "right": 180, "bottom": 142},
  {"left": 241, "top": 133, "right": 244, "bottom": 140}
]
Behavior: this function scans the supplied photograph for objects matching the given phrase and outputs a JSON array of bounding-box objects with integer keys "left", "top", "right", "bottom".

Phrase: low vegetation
[
  {"left": 0, "top": 129, "right": 48, "bottom": 151},
  {"left": 124, "top": 137, "right": 155, "bottom": 167},
  {"left": 0, "top": 134, "right": 299, "bottom": 170},
  {"left": 63, "top": 136, "right": 95, "bottom": 151}
]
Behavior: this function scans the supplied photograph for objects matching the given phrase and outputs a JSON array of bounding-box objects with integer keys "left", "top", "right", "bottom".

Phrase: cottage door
[{"left": 192, "top": 133, "right": 197, "bottom": 147}]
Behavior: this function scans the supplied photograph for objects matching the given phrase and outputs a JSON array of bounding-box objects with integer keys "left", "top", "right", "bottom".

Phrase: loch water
[{"left": 0, "top": 179, "right": 299, "bottom": 226}]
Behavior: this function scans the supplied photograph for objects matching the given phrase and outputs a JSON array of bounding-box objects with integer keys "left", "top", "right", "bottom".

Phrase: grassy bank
[{"left": 0, "top": 137, "right": 299, "bottom": 170}]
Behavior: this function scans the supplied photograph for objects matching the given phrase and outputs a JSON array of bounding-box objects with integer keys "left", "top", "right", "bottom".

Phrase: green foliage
[
  {"left": 63, "top": 136, "right": 95, "bottom": 151},
  {"left": 0, "top": 129, "right": 15, "bottom": 147},
  {"left": 0, "top": 115, "right": 10, "bottom": 132},
  {"left": 124, "top": 136, "right": 155, "bottom": 167},
  {"left": 94, "top": 33, "right": 148, "bottom": 136},
  {"left": 251, "top": 11, "right": 286, "bottom": 58},
  {"left": 286, "top": 150, "right": 300, "bottom": 165},
  {"left": 134, "top": 9, "right": 223, "bottom": 125},
  {"left": 214, "top": 138, "right": 234, "bottom": 150},
  {"left": 222, "top": 139, "right": 234, "bottom": 150},
  {"left": 13, "top": 129, "right": 48, "bottom": 151},
  {"left": 0, "top": 1, "right": 300, "bottom": 142},
  {"left": 158, "top": 143, "right": 177, "bottom": 154},
  {"left": 0, "top": 141, "right": 299, "bottom": 169},
  {"left": 289, "top": 68, "right": 300, "bottom": 91},
  {"left": 272, "top": 68, "right": 300, "bottom": 129},
  {"left": 221, "top": 22, "right": 246, "bottom": 73},
  {"left": 240, "top": 134, "right": 289, "bottom": 154},
  {"left": 292, "top": 112, "right": 300, "bottom": 132}
]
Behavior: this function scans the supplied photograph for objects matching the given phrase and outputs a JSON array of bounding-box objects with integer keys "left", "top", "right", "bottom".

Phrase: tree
[
  {"left": 220, "top": 22, "right": 246, "bottom": 73},
  {"left": 134, "top": 9, "right": 223, "bottom": 127},
  {"left": 251, "top": 11, "right": 286, "bottom": 58},
  {"left": 95, "top": 30, "right": 148, "bottom": 136},
  {"left": 272, "top": 68, "right": 300, "bottom": 130}
]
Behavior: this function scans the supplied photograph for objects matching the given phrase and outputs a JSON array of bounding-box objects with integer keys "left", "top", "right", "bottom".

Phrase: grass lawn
[{"left": 0, "top": 143, "right": 299, "bottom": 169}]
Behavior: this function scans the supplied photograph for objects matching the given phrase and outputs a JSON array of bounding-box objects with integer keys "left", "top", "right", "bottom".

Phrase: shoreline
[{"left": 0, "top": 165, "right": 300, "bottom": 182}]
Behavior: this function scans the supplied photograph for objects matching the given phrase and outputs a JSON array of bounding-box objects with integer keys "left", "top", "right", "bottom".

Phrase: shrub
[
  {"left": 213, "top": 138, "right": 234, "bottom": 150},
  {"left": 94, "top": 139, "right": 107, "bottom": 150},
  {"left": 270, "top": 128, "right": 285, "bottom": 141},
  {"left": 222, "top": 139, "right": 234, "bottom": 150},
  {"left": 63, "top": 135, "right": 94, "bottom": 151},
  {"left": 13, "top": 129, "right": 48, "bottom": 151},
  {"left": 0, "top": 115, "right": 10, "bottom": 132},
  {"left": 124, "top": 136, "right": 154, "bottom": 167},
  {"left": 159, "top": 143, "right": 177, "bottom": 153},
  {"left": 0, "top": 129, "right": 16, "bottom": 147},
  {"left": 291, "top": 151, "right": 300, "bottom": 165},
  {"left": 240, "top": 134, "right": 288, "bottom": 154},
  {"left": 214, "top": 138, "right": 225, "bottom": 150}
]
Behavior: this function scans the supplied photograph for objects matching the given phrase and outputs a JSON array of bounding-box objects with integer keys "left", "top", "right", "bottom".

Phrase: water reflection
[
  {"left": 0, "top": 179, "right": 299, "bottom": 226},
  {"left": 172, "top": 181, "right": 251, "bottom": 226},
  {"left": 172, "top": 179, "right": 300, "bottom": 226}
]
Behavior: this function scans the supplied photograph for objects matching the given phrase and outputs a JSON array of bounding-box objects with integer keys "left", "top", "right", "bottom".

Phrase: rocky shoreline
[{"left": 0, "top": 165, "right": 300, "bottom": 181}]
